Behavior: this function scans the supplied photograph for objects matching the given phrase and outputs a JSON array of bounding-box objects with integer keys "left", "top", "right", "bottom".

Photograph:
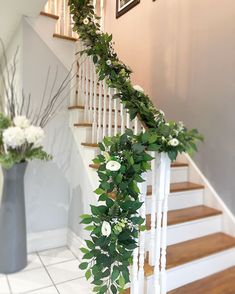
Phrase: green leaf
[
  {"left": 111, "top": 266, "right": 120, "bottom": 282},
  {"left": 79, "top": 262, "right": 88, "bottom": 270},
  {"left": 80, "top": 247, "right": 89, "bottom": 254},
  {"left": 85, "top": 269, "right": 91, "bottom": 280}
]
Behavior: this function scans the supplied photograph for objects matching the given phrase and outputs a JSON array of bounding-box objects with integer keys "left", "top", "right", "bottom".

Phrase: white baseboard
[
  {"left": 27, "top": 228, "right": 67, "bottom": 253},
  {"left": 67, "top": 229, "right": 85, "bottom": 261}
]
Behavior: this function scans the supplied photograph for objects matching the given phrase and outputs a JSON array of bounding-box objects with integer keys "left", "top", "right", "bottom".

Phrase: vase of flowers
[{"left": 0, "top": 114, "right": 51, "bottom": 273}]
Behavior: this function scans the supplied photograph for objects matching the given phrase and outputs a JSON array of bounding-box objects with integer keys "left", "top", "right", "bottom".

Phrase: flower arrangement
[
  {"left": 68, "top": 1, "right": 203, "bottom": 293},
  {"left": 0, "top": 114, "right": 51, "bottom": 169}
]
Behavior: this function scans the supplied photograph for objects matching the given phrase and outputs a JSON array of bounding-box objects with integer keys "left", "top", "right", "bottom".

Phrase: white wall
[{"left": 105, "top": 0, "right": 235, "bottom": 213}]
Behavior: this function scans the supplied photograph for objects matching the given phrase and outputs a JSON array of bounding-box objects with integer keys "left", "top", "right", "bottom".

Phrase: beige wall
[{"left": 105, "top": 1, "right": 235, "bottom": 213}]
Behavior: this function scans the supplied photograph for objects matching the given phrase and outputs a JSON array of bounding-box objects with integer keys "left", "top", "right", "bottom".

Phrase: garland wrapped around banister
[{"left": 69, "top": 1, "right": 203, "bottom": 293}]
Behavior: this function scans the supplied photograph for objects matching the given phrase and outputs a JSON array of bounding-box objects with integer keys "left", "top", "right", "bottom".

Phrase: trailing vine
[{"left": 69, "top": 1, "right": 203, "bottom": 293}]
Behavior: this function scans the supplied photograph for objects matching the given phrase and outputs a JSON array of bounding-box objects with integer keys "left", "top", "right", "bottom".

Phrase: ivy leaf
[{"left": 85, "top": 269, "right": 91, "bottom": 280}]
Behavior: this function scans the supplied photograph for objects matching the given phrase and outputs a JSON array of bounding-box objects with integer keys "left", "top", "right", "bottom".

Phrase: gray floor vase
[{"left": 0, "top": 162, "right": 28, "bottom": 274}]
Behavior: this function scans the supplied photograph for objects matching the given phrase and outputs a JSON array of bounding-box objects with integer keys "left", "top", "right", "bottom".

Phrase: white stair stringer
[
  {"left": 25, "top": 14, "right": 76, "bottom": 70},
  {"left": 183, "top": 153, "right": 235, "bottom": 237}
]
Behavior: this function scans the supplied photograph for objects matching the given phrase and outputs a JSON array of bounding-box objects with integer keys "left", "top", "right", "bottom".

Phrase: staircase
[{"left": 32, "top": 1, "right": 235, "bottom": 293}]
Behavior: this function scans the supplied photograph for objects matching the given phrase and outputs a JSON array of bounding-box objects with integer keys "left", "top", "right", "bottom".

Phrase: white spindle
[
  {"left": 108, "top": 88, "right": 112, "bottom": 137},
  {"left": 92, "top": 66, "right": 98, "bottom": 143},
  {"left": 102, "top": 81, "right": 107, "bottom": 138},
  {"left": 84, "top": 57, "right": 89, "bottom": 121},
  {"left": 138, "top": 173, "right": 147, "bottom": 294},
  {"left": 97, "top": 82, "right": 103, "bottom": 143},
  {"left": 120, "top": 103, "right": 125, "bottom": 134},
  {"left": 88, "top": 58, "right": 94, "bottom": 122},
  {"left": 113, "top": 90, "right": 118, "bottom": 136},
  {"left": 134, "top": 116, "right": 138, "bottom": 135},
  {"left": 131, "top": 246, "right": 139, "bottom": 294},
  {"left": 100, "top": 0, "right": 104, "bottom": 31},
  {"left": 160, "top": 154, "right": 171, "bottom": 294}
]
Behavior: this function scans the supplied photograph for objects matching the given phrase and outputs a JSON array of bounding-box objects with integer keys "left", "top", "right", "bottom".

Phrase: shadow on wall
[
  {"left": 25, "top": 160, "right": 70, "bottom": 234},
  {"left": 68, "top": 186, "right": 84, "bottom": 237}
]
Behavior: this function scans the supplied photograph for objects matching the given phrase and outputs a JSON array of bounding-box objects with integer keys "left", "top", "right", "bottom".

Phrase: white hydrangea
[
  {"left": 3, "top": 127, "right": 26, "bottom": 149},
  {"left": 101, "top": 221, "right": 111, "bottom": 237},
  {"left": 25, "top": 126, "right": 44, "bottom": 148},
  {"left": 13, "top": 116, "right": 30, "bottom": 129},
  {"left": 106, "top": 160, "right": 121, "bottom": 171},
  {"left": 169, "top": 138, "right": 179, "bottom": 147},
  {"left": 133, "top": 85, "right": 144, "bottom": 93}
]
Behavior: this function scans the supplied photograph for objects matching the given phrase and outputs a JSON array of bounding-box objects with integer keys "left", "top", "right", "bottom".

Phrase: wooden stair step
[
  {"left": 168, "top": 266, "right": 235, "bottom": 294},
  {"left": 68, "top": 105, "right": 120, "bottom": 112},
  {"left": 40, "top": 11, "right": 59, "bottom": 20},
  {"left": 147, "top": 182, "right": 204, "bottom": 195},
  {"left": 74, "top": 123, "right": 133, "bottom": 129},
  {"left": 146, "top": 205, "right": 222, "bottom": 229},
  {"left": 53, "top": 33, "right": 78, "bottom": 42},
  {"left": 144, "top": 233, "right": 235, "bottom": 276}
]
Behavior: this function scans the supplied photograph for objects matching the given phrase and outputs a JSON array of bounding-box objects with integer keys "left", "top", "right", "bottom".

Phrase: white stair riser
[
  {"left": 147, "top": 166, "right": 188, "bottom": 185},
  {"left": 145, "top": 189, "right": 204, "bottom": 213},
  {"left": 146, "top": 247, "right": 235, "bottom": 292},
  {"left": 145, "top": 216, "right": 221, "bottom": 248}
]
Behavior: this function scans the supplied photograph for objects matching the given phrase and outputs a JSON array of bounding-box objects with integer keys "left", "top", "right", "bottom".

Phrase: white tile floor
[{"left": 0, "top": 247, "right": 93, "bottom": 294}]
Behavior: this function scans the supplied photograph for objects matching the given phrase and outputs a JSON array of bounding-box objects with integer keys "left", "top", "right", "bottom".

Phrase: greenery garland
[{"left": 68, "top": 1, "right": 203, "bottom": 293}]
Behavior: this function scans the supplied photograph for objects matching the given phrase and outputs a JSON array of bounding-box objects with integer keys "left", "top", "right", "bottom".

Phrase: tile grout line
[
  {"left": 36, "top": 252, "right": 61, "bottom": 294},
  {"left": 6, "top": 275, "right": 13, "bottom": 294}
]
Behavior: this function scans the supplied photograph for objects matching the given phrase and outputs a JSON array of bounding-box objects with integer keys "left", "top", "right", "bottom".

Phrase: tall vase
[{"left": 0, "top": 162, "right": 28, "bottom": 274}]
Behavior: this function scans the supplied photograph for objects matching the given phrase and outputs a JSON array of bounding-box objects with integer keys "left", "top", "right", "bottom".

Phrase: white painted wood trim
[
  {"left": 27, "top": 228, "right": 67, "bottom": 253},
  {"left": 184, "top": 153, "right": 235, "bottom": 237},
  {"left": 67, "top": 229, "right": 85, "bottom": 261}
]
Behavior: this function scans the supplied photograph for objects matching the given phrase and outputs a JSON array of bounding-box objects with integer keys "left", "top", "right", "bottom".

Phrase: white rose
[
  {"left": 3, "top": 127, "right": 26, "bottom": 149},
  {"left": 101, "top": 221, "right": 111, "bottom": 237},
  {"left": 106, "top": 160, "right": 121, "bottom": 171},
  {"left": 83, "top": 18, "right": 89, "bottom": 25},
  {"left": 106, "top": 59, "right": 112, "bottom": 66},
  {"left": 133, "top": 85, "right": 144, "bottom": 93},
  {"left": 169, "top": 138, "right": 179, "bottom": 147},
  {"left": 13, "top": 116, "right": 30, "bottom": 129},
  {"left": 25, "top": 126, "right": 44, "bottom": 148}
]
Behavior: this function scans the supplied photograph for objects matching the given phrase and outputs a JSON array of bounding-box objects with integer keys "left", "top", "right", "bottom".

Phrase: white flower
[
  {"left": 101, "top": 221, "right": 111, "bottom": 237},
  {"left": 96, "top": 30, "right": 102, "bottom": 35},
  {"left": 169, "top": 138, "right": 179, "bottom": 147},
  {"left": 3, "top": 127, "right": 26, "bottom": 149},
  {"left": 25, "top": 126, "right": 44, "bottom": 148},
  {"left": 133, "top": 85, "right": 144, "bottom": 93},
  {"left": 106, "top": 160, "right": 121, "bottom": 171},
  {"left": 106, "top": 60, "right": 112, "bottom": 66},
  {"left": 159, "top": 110, "right": 165, "bottom": 116},
  {"left": 13, "top": 116, "right": 30, "bottom": 129},
  {"left": 83, "top": 18, "right": 89, "bottom": 25},
  {"left": 178, "top": 121, "right": 184, "bottom": 131}
]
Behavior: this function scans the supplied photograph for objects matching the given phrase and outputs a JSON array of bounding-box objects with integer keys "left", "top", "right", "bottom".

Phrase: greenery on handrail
[{"left": 69, "top": 0, "right": 203, "bottom": 293}]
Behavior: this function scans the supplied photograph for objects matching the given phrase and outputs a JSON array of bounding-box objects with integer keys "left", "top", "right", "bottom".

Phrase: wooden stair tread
[
  {"left": 68, "top": 105, "right": 121, "bottom": 112},
  {"left": 168, "top": 266, "right": 235, "bottom": 293},
  {"left": 82, "top": 143, "right": 99, "bottom": 148},
  {"left": 53, "top": 33, "right": 78, "bottom": 42},
  {"left": 147, "top": 182, "right": 204, "bottom": 195},
  {"left": 146, "top": 205, "right": 222, "bottom": 229},
  {"left": 74, "top": 123, "right": 133, "bottom": 129},
  {"left": 40, "top": 11, "right": 59, "bottom": 20},
  {"left": 144, "top": 233, "right": 235, "bottom": 276}
]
